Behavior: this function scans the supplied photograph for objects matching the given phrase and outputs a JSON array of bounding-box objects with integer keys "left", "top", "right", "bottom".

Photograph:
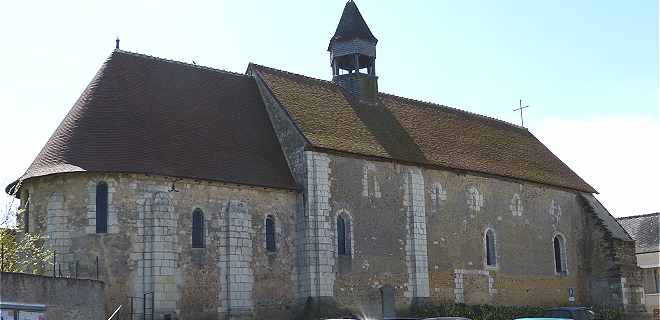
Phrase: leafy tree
[
  {"left": 15, "top": 231, "right": 54, "bottom": 275},
  {"left": 0, "top": 228, "right": 17, "bottom": 272},
  {"left": 1, "top": 227, "right": 53, "bottom": 274},
  {"left": 1, "top": 182, "right": 54, "bottom": 275}
]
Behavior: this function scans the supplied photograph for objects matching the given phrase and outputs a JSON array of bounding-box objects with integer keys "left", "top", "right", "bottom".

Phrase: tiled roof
[
  {"left": 617, "top": 213, "right": 660, "bottom": 253},
  {"left": 251, "top": 64, "right": 597, "bottom": 193},
  {"left": 7, "top": 50, "right": 297, "bottom": 194},
  {"left": 328, "top": 0, "right": 378, "bottom": 50}
]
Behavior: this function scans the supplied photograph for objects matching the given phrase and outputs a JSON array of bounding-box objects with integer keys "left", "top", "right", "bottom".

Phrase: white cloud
[{"left": 534, "top": 116, "right": 660, "bottom": 217}]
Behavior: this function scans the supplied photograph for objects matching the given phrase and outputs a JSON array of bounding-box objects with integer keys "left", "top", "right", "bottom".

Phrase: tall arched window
[
  {"left": 23, "top": 192, "right": 30, "bottom": 234},
  {"left": 192, "top": 208, "right": 205, "bottom": 248},
  {"left": 265, "top": 215, "right": 276, "bottom": 252},
  {"left": 485, "top": 229, "right": 497, "bottom": 267},
  {"left": 554, "top": 234, "right": 567, "bottom": 275},
  {"left": 337, "top": 216, "right": 348, "bottom": 256},
  {"left": 96, "top": 182, "right": 108, "bottom": 233}
]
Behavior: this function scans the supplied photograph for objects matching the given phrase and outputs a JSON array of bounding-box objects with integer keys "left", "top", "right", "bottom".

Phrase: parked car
[
  {"left": 513, "top": 318, "right": 571, "bottom": 320},
  {"left": 385, "top": 317, "right": 472, "bottom": 320},
  {"left": 542, "top": 307, "right": 595, "bottom": 320},
  {"left": 514, "top": 306, "right": 595, "bottom": 320},
  {"left": 384, "top": 317, "right": 472, "bottom": 320}
]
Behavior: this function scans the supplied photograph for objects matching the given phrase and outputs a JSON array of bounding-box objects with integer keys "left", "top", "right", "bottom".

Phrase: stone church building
[{"left": 7, "top": 1, "right": 645, "bottom": 319}]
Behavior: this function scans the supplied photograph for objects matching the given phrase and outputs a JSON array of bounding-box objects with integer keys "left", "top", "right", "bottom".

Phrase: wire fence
[
  {"left": 49, "top": 252, "right": 103, "bottom": 280},
  {"left": 128, "top": 292, "right": 154, "bottom": 320},
  {"left": 0, "top": 244, "right": 164, "bottom": 320},
  {"left": 0, "top": 245, "right": 104, "bottom": 281}
]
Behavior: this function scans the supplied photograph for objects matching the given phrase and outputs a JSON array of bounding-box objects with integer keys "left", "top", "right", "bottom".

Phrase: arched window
[
  {"left": 554, "top": 234, "right": 567, "bottom": 275},
  {"left": 265, "top": 215, "right": 276, "bottom": 252},
  {"left": 485, "top": 229, "right": 497, "bottom": 267},
  {"left": 192, "top": 208, "right": 205, "bottom": 248},
  {"left": 96, "top": 182, "right": 108, "bottom": 233},
  {"left": 23, "top": 192, "right": 30, "bottom": 234},
  {"left": 337, "top": 215, "right": 349, "bottom": 256}
]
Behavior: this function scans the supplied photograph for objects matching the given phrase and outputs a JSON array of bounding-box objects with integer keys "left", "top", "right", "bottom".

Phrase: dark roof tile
[
  {"left": 251, "top": 63, "right": 596, "bottom": 193},
  {"left": 328, "top": 1, "right": 378, "bottom": 50},
  {"left": 617, "top": 213, "right": 660, "bottom": 253},
  {"left": 8, "top": 50, "right": 297, "bottom": 193}
]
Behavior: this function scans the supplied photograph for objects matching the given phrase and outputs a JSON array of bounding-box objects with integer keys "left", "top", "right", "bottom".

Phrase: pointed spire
[
  {"left": 328, "top": 1, "right": 379, "bottom": 102},
  {"left": 328, "top": 0, "right": 377, "bottom": 50}
]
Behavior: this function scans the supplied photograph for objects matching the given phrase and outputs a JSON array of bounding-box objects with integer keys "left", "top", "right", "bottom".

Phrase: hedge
[{"left": 405, "top": 303, "right": 625, "bottom": 320}]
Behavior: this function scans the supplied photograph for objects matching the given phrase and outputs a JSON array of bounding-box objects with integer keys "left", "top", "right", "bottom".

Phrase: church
[{"left": 7, "top": 1, "right": 645, "bottom": 319}]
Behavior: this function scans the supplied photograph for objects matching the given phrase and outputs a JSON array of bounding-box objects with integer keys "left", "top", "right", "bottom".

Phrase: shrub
[{"left": 407, "top": 302, "right": 625, "bottom": 320}]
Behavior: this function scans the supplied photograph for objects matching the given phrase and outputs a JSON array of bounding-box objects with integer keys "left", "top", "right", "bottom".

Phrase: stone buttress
[{"left": 297, "top": 151, "right": 336, "bottom": 300}]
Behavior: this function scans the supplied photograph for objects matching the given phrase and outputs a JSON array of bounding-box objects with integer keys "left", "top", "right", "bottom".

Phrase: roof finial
[
  {"left": 513, "top": 99, "right": 531, "bottom": 127},
  {"left": 115, "top": 37, "right": 120, "bottom": 50}
]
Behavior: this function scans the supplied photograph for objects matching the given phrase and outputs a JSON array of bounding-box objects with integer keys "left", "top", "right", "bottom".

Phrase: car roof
[
  {"left": 547, "top": 306, "right": 588, "bottom": 310},
  {"left": 516, "top": 318, "right": 573, "bottom": 320}
]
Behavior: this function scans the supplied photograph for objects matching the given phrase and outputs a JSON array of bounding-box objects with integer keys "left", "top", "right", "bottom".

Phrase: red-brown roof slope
[
  {"left": 251, "top": 64, "right": 596, "bottom": 193},
  {"left": 8, "top": 51, "right": 297, "bottom": 193}
]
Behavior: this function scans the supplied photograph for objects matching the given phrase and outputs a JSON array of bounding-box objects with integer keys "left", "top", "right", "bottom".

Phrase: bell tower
[{"left": 329, "top": 0, "right": 378, "bottom": 102}]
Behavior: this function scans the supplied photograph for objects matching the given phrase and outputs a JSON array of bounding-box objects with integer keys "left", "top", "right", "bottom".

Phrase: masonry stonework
[
  {"left": 15, "top": 151, "right": 644, "bottom": 319},
  {"left": 18, "top": 172, "right": 299, "bottom": 320},
  {"left": 1, "top": 272, "right": 105, "bottom": 320},
  {"left": 299, "top": 152, "right": 642, "bottom": 318}
]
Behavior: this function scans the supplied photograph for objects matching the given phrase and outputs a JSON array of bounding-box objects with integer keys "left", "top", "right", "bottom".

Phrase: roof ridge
[
  {"left": 252, "top": 63, "right": 526, "bottom": 131},
  {"left": 378, "top": 92, "right": 526, "bottom": 131},
  {"left": 250, "top": 63, "right": 336, "bottom": 86},
  {"left": 114, "top": 49, "right": 250, "bottom": 78},
  {"left": 617, "top": 212, "right": 660, "bottom": 220}
]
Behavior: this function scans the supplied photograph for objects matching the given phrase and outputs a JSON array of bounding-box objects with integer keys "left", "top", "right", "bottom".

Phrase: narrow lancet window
[
  {"left": 485, "top": 229, "right": 497, "bottom": 267},
  {"left": 192, "top": 208, "right": 205, "bottom": 248},
  {"left": 23, "top": 193, "right": 30, "bottom": 234},
  {"left": 337, "top": 216, "right": 348, "bottom": 256},
  {"left": 96, "top": 182, "right": 108, "bottom": 233},
  {"left": 265, "top": 215, "right": 276, "bottom": 252}
]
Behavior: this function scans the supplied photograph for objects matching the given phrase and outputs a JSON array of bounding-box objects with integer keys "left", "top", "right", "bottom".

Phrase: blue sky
[{"left": 0, "top": 0, "right": 658, "bottom": 221}]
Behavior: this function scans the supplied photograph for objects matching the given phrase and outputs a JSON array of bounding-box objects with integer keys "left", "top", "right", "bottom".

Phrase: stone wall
[
  {"left": 311, "top": 151, "right": 636, "bottom": 317},
  {"left": 15, "top": 157, "right": 642, "bottom": 319},
  {"left": 250, "top": 73, "right": 641, "bottom": 317},
  {"left": 18, "top": 172, "right": 299, "bottom": 320},
  {"left": 0, "top": 272, "right": 105, "bottom": 320},
  {"left": 581, "top": 196, "right": 645, "bottom": 311}
]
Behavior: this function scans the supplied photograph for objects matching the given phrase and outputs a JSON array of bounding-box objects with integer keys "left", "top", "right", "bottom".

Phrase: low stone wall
[{"left": 0, "top": 272, "right": 105, "bottom": 320}]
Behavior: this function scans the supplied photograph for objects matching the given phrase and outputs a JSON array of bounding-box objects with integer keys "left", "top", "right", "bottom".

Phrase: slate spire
[
  {"left": 328, "top": 0, "right": 378, "bottom": 51},
  {"left": 328, "top": 1, "right": 379, "bottom": 102}
]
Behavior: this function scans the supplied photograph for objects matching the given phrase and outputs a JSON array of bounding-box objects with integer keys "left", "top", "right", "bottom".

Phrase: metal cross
[{"left": 513, "top": 99, "right": 530, "bottom": 127}]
